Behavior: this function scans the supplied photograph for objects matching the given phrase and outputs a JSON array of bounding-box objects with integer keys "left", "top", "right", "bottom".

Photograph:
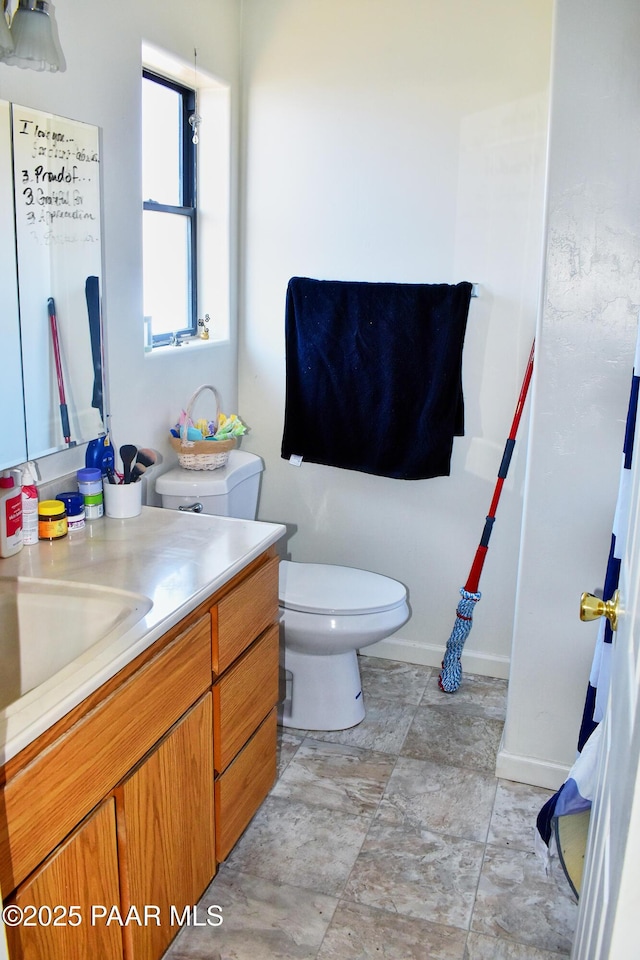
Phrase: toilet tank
[{"left": 155, "top": 450, "right": 264, "bottom": 520}]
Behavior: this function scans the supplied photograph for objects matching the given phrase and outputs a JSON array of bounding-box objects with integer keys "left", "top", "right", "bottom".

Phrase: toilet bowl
[
  {"left": 279, "top": 560, "right": 409, "bottom": 730},
  {"left": 155, "top": 451, "right": 410, "bottom": 731}
]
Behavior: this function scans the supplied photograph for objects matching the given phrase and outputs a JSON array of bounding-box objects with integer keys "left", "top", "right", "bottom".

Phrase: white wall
[
  {"left": 498, "top": 0, "right": 640, "bottom": 788},
  {"left": 0, "top": 0, "right": 242, "bottom": 484},
  {"left": 239, "top": 0, "right": 552, "bottom": 677}
]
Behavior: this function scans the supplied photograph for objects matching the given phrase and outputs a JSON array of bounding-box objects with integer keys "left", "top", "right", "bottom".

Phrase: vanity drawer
[
  {"left": 214, "top": 708, "right": 277, "bottom": 861},
  {"left": 0, "top": 614, "right": 212, "bottom": 896},
  {"left": 213, "top": 624, "right": 279, "bottom": 774},
  {"left": 213, "top": 555, "right": 279, "bottom": 675}
]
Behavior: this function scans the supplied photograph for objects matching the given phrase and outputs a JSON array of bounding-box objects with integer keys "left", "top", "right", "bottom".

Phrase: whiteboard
[{"left": 12, "top": 104, "right": 104, "bottom": 458}]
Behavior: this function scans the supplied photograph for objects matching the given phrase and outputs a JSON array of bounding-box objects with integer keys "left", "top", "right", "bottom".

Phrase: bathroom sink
[{"left": 0, "top": 577, "right": 153, "bottom": 712}]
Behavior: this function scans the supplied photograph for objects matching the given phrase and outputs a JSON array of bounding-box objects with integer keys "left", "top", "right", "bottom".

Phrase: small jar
[
  {"left": 38, "top": 500, "right": 68, "bottom": 541},
  {"left": 83, "top": 492, "right": 104, "bottom": 520},
  {"left": 55, "top": 492, "right": 86, "bottom": 531},
  {"left": 77, "top": 467, "right": 104, "bottom": 519}
]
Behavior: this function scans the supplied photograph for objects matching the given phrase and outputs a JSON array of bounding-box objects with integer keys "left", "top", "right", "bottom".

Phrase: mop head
[{"left": 438, "top": 588, "right": 481, "bottom": 693}]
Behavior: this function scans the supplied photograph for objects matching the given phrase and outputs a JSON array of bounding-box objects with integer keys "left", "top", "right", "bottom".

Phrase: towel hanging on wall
[{"left": 281, "top": 277, "right": 473, "bottom": 480}]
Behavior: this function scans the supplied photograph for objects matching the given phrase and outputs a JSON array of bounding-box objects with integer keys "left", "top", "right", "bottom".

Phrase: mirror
[
  {"left": 0, "top": 100, "right": 105, "bottom": 471},
  {"left": 0, "top": 100, "right": 25, "bottom": 469}
]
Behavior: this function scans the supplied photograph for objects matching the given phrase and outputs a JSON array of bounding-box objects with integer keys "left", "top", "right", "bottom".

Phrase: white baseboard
[
  {"left": 360, "top": 636, "right": 510, "bottom": 680},
  {"left": 495, "top": 747, "right": 570, "bottom": 791}
]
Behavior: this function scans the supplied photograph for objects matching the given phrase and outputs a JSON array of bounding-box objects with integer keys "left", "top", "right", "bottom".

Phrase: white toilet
[{"left": 155, "top": 450, "right": 410, "bottom": 730}]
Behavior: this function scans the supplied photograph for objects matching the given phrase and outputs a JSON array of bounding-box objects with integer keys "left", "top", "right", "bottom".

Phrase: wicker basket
[{"left": 170, "top": 384, "right": 236, "bottom": 470}]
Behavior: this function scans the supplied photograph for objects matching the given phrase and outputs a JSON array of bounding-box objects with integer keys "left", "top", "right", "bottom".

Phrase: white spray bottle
[{"left": 0, "top": 470, "right": 23, "bottom": 558}]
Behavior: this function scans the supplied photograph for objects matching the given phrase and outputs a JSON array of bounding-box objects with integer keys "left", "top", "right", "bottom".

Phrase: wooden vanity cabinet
[
  {"left": 211, "top": 554, "right": 280, "bottom": 861},
  {"left": 213, "top": 554, "right": 280, "bottom": 674},
  {"left": 4, "top": 800, "right": 123, "bottom": 960},
  {"left": 116, "top": 694, "right": 216, "bottom": 960},
  {"left": 213, "top": 624, "right": 279, "bottom": 772},
  {"left": 0, "top": 546, "right": 281, "bottom": 960},
  {"left": 215, "top": 709, "right": 278, "bottom": 861},
  {"left": 0, "top": 613, "right": 212, "bottom": 899}
]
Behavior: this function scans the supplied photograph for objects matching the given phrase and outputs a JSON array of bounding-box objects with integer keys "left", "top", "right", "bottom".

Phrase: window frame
[{"left": 142, "top": 69, "right": 198, "bottom": 346}]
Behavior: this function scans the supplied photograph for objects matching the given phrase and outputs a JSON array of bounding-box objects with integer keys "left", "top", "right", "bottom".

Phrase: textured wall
[{"left": 499, "top": 0, "right": 640, "bottom": 787}]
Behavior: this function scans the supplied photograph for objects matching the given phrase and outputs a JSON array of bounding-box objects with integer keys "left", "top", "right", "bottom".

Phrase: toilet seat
[{"left": 279, "top": 560, "right": 407, "bottom": 616}]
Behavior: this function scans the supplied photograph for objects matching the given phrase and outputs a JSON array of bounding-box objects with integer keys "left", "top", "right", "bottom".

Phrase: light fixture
[
  {"left": 0, "top": 4, "right": 13, "bottom": 56},
  {"left": 2, "top": 0, "right": 62, "bottom": 72}
]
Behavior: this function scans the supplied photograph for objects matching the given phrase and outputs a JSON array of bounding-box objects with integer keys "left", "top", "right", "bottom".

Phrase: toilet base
[{"left": 281, "top": 647, "right": 365, "bottom": 731}]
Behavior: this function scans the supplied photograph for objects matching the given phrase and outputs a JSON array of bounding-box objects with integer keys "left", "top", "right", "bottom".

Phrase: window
[
  {"left": 142, "top": 70, "right": 197, "bottom": 344},
  {"left": 141, "top": 42, "right": 231, "bottom": 348}
]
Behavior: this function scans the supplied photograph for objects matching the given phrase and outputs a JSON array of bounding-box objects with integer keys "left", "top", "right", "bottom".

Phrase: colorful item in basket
[{"left": 170, "top": 411, "right": 247, "bottom": 442}]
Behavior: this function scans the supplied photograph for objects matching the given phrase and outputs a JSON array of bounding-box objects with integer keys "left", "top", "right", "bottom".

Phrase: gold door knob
[{"left": 580, "top": 590, "right": 621, "bottom": 631}]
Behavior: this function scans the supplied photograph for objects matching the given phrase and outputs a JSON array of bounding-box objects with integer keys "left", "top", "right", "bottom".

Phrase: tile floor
[{"left": 165, "top": 658, "right": 578, "bottom": 960}]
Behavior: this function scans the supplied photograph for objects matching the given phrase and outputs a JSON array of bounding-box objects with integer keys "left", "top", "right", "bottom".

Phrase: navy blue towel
[{"left": 281, "top": 277, "right": 472, "bottom": 480}]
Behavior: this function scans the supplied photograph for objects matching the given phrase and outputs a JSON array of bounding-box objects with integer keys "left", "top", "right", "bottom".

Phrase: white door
[{"left": 572, "top": 390, "right": 640, "bottom": 958}]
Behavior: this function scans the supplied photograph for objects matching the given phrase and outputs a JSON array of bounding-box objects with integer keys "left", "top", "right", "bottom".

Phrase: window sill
[{"left": 144, "top": 335, "right": 229, "bottom": 357}]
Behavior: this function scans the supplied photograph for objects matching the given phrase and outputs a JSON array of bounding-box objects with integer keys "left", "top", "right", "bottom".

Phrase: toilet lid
[{"left": 279, "top": 561, "right": 407, "bottom": 615}]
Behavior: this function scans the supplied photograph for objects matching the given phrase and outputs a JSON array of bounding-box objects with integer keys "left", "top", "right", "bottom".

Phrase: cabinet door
[
  {"left": 4, "top": 799, "right": 122, "bottom": 960},
  {"left": 118, "top": 694, "right": 215, "bottom": 960}
]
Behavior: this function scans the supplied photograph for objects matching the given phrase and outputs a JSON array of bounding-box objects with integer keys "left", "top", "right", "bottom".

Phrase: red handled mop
[
  {"left": 48, "top": 297, "right": 74, "bottom": 447},
  {"left": 439, "top": 340, "right": 535, "bottom": 693}
]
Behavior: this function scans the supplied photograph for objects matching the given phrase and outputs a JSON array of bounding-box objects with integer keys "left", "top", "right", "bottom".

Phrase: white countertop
[{"left": 0, "top": 506, "right": 286, "bottom": 764}]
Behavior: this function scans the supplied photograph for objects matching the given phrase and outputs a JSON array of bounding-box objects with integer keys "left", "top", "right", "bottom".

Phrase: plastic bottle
[
  {"left": 77, "top": 467, "right": 104, "bottom": 519},
  {"left": 86, "top": 435, "right": 116, "bottom": 478},
  {"left": 55, "top": 491, "right": 85, "bottom": 532},
  {"left": 21, "top": 463, "right": 39, "bottom": 546},
  {"left": 0, "top": 470, "right": 23, "bottom": 558},
  {"left": 101, "top": 436, "right": 116, "bottom": 477}
]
